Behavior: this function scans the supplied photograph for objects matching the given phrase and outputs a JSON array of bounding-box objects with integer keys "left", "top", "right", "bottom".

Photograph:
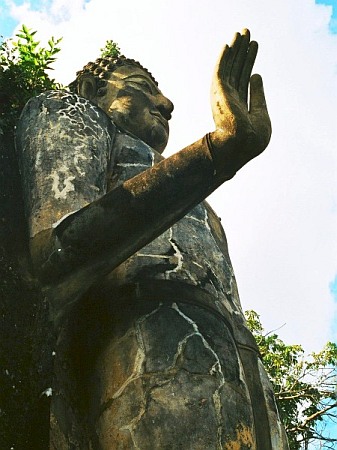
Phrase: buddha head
[{"left": 70, "top": 56, "right": 174, "bottom": 153}]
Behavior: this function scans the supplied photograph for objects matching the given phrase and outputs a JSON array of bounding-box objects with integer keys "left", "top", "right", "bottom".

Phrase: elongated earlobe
[{"left": 78, "top": 74, "right": 97, "bottom": 101}]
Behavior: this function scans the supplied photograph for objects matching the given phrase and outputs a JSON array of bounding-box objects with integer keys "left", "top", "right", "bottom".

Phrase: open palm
[{"left": 210, "top": 29, "right": 271, "bottom": 174}]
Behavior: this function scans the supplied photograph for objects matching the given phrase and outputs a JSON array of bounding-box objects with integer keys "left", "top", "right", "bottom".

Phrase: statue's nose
[{"left": 156, "top": 95, "right": 174, "bottom": 120}]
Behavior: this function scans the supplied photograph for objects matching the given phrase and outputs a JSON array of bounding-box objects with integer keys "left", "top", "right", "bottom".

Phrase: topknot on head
[{"left": 69, "top": 55, "right": 158, "bottom": 94}]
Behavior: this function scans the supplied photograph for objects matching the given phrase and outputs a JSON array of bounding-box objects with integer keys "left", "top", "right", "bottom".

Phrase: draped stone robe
[{"left": 16, "top": 91, "right": 289, "bottom": 449}]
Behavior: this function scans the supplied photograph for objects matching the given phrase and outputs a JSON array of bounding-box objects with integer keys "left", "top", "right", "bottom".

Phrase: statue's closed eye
[{"left": 126, "top": 79, "right": 154, "bottom": 94}]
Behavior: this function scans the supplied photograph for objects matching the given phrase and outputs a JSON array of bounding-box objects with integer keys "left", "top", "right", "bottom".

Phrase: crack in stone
[
  {"left": 171, "top": 303, "right": 225, "bottom": 448},
  {"left": 116, "top": 163, "right": 150, "bottom": 168},
  {"left": 184, "top": 213, "right": 204, "bottom": 224},
  {"left": 165, "top": 229, "right": 184, "bottom": 278},
  {"left": 136, "top": 253, "right": 170, "bottom": 259},
  {"left": 192, "top": 261, "right": 203, "bottom": 268},
  {"left": 99, "top": 305, "right": 165, "bottom": 413},
  {"left": 110, "top": 347, "right": 145, "bottom": 401},
  {"left": 120, "top": 408, "right": 145, "bottom": 450},
  {"left": 119, "top": 379, "right": 173, "bottom": 450},
  {"left": 134, "top": 303, "right": 163, "bottom": 352},
  {"left": 212, "top": 390, "right": 224, "bottom": 450},
  {"left": 171, "top": 304, "right": 225, "bottom": 381},
  {"left": 185, "top": 210, "right": 232, "bottom": 297},
  {"left": 117, "top": 303, "right": 173, "bottom": 450},
  {"left": 170, "top": 332, "right": 199, "bottom": 370},
  {"left": 211, "top": 380, "right": 225, "bottom": 447}
]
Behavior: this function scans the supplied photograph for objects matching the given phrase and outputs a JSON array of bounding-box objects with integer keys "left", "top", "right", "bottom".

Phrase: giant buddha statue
[{"left": 15, "top": 29, "right": 289, "bottom": 449}]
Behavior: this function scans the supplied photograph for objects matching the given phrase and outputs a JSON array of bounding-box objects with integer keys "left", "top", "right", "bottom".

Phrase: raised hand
[{"left": 209, "top": 29, "right": 271, "bottom": 177}]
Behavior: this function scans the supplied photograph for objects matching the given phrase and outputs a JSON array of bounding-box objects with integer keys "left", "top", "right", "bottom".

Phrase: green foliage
[
  {"left": 0, "top": 25, "right": 62, "bottom": 134},
  {"left": 100, "top": 39, "right": 121, "bottom": 59},
  {"left": 245, "top": 310, "right": 337, "bottom": 449}
]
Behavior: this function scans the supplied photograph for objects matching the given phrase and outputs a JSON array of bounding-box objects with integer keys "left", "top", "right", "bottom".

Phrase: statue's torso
[{"left": 16, "top": 91, "right": 288, "bottom": 449}]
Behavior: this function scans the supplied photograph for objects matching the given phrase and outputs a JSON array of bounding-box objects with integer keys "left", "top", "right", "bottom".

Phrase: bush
[{"left": 0, "top": 25, "right": 62, "bottom": 135}]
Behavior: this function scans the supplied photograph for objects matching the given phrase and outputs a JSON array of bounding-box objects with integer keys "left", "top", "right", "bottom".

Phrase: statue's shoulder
[
  {"left": 18, "top": 90, "right": 116, "bottom": 138},
  {"left": 21, "top": 89, "right": 91, "bottom": 112}
]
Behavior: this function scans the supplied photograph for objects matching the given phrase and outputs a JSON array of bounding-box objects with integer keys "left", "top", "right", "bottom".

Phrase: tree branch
[{"left": 300, "top": 402, "right": 337, "bottom": 428}]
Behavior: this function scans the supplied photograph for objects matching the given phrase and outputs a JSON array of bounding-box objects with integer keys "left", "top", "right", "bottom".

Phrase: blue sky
[
  {"left": 0, "top": 0, "right": 89, "bottom": 38},
  {"left": 316, "top": 0, "right": 337, "bottom": 32},
  {"left": 331, "top": 276, "right": 337, "bottom": 337},
  {"left": 0, "top": 6, "right": 17, "bottom": 38},
  {"left": 319, "top": 0, "right": 337, "bottom": 354},
  {"left": 318, "top": 1, "right": 337, "bottom": 361},
  {"left": 1, "top": 0, "right": 336, "bottom": 37}
]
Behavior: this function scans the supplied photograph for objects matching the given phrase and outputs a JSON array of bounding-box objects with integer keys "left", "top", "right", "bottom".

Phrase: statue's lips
[{"left": 150, "top": 111, "right": 168, "bottom": 130}]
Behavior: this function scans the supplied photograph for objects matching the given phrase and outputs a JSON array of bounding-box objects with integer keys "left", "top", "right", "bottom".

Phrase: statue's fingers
[
  {"left": 216, "top": 44, "right": 231, "bottom": 81},
  {"left": 230, "top": 29, "right": 250, "bottom": 88},
  {"left": 238, "top": 41, "right": 258, "bottom": 103},
  {"left": 225, "top": 32, "right": 242, "bottom": 80},
  {"left": 249, "top": 74, "right": 269, "bottom": 115},
  {"left": 217, "top": 32, "right": 241, "bottom": 81},
  {"left": 250, "top": 75, "right": 271, "bottom": 148}
]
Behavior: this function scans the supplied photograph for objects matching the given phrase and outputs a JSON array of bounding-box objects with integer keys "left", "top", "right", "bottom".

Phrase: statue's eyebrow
[
  {"left": 122, "top": 74, "right": 159, "bottom": 93},
  {"left": 123, "top": 74, "right": 152, "bottom": 81}
]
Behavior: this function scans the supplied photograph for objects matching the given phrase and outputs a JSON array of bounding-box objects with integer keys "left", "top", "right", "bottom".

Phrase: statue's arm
[
  {"left": 28, "top": 135, "right": 218, "bottom": 319},
  {"left": 32, "top": 136, "right": 219, "bottom": 283}
]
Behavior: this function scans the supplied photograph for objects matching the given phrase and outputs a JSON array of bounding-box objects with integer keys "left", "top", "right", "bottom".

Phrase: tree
[
  {"left": 0, "top": 25, "right": 62, "bottom": 449},
  {"left": 0, "top": 24, "right": 62, "bottom": 135},
  {"left": 245, "top": 310, "right": 337, "bottom": 449}
]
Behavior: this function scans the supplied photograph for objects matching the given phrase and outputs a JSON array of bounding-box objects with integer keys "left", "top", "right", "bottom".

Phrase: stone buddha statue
[{"left": 16, "top": 29, "right": 289, "bottom": 449}]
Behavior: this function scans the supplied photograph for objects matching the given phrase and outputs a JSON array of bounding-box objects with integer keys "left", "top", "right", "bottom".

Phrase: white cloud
[{"left": 6, "top": 0, "right": 337, "bottom": 350}]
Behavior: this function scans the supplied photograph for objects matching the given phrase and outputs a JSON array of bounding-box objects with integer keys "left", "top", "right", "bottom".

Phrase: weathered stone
[
  {"left": 8, "top": 29, "right": 288, "bottom": 448},
  {"left": 16, "top": 91, "right": 115, "bottom": 239}
]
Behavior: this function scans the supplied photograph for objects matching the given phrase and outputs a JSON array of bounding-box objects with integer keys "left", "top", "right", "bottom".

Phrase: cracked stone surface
[
  {"left": 86, "top": 302, "right": 256, "bottom": 449},
  {"left": 16, "top": 91, "right": 115, "bottom": 238}
]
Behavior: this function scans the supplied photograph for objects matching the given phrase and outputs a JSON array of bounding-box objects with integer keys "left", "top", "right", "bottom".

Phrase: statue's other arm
[{"left": 18, "top": 30, "right": 270, "bottom": 319}]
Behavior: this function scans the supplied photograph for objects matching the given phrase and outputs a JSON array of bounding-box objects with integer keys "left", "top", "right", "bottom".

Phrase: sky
[{"left": 0, "top": 0, "right": 337, "bottom": 355}]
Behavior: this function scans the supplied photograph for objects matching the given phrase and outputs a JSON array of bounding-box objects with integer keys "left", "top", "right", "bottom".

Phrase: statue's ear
[{"left": 77, "top": 74, "right": 97, "bottom": 101}]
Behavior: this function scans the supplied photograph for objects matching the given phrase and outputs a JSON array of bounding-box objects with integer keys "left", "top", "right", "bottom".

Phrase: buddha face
[{"left": 80, "top": 65, "right": 174, "bottom": 153}]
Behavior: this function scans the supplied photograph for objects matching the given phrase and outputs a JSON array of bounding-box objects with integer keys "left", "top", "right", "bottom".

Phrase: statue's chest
[{"left": 106, "top": 131, "right": 243, "bottom": 319}]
